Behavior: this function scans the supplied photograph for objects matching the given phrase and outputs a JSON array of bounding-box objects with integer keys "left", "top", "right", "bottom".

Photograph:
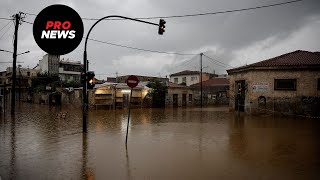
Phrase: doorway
[
  {"left": 173, "top": 94, "right": 178, "bottom": 107},
  {"left": 182, "top": 94, "right": 187, "bottom": 106},
  {"left": 235, "top": 80, "right": 245, "bottom": 112}
]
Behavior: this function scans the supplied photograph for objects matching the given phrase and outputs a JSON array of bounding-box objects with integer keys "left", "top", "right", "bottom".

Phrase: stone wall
[{"left": 229, "top": 69, "right": 320, "bottom": 116}]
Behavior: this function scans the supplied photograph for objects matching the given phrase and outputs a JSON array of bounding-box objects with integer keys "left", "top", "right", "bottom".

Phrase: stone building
[
  {"left": 227, "top": 50, "right": 320, "bottom": 116},
  {"left": 166, "top": 82, "right": 193, "bottom": 107},
  {"left": 191, "top": 77, "right": 229, "bottom": 105}
]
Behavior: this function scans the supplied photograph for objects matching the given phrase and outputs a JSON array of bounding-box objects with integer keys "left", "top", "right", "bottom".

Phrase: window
[
  {"left": 318, "top": 78, "right": 320, "bottom": 90},
  {"left": 174, "top": 78, "right": 178, "bottom": 83},
  {"left": 189, "top": 94, "right": 192, "bottom": 101},
  {"left": 191, "top": 76, "right": 197, "bottom": 81},
  {"left": 182, "top": 77, "right": 186, "bottom": 83},
  {"left": 274, "top": 79, "right": 296, "bottom": 91}
]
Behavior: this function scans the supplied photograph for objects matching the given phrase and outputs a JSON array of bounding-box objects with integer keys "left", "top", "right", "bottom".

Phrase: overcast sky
[{"left": 0, "top": 0, "right": 319, "bottom": 79}]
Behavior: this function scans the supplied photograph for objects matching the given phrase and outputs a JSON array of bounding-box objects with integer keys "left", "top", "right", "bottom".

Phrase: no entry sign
[{"left": 126, "top": 75, "right": 139, "bottom": 88}]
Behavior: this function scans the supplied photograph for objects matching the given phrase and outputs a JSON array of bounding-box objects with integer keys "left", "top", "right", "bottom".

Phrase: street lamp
[{"left": 82, "top": 15, "right": 160, "bottom": 133}]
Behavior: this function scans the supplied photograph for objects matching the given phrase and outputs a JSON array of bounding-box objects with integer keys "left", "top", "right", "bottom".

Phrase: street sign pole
[
  {"left": 125, "top": 75, "right": 139, "bottom": 146},
  {"left": 125, "top": 88, "right": 133, "bottom": 146}
]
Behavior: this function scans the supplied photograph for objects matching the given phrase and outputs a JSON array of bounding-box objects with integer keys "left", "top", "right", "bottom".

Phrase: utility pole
[
  {"left": 18, "top": 66, "right": 21, "bottom": 102},
  {"left": 11, "top": 13, "right": 20, "bottom": 115},
  {"left": 200, "top": 53, "right": 203, "bottom": 108}
]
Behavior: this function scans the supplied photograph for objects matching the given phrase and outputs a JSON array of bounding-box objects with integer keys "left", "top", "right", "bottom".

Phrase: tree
[
  {"left": 31, "top": 72, "right": 60, "bottom": 92},
  {"left": 146, "top": 79, "right": 167, "bottom": 108}
]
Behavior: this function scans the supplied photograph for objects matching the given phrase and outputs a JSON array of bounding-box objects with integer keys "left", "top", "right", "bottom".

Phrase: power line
[
  {"left": 203, "top": 54, "right": 233, "bottom": 68},
  {"left": 19, "top": 20, "right": 197, "bottom": 56},
  {"left": 21, "top": 20, "right": 33, "bottom": 24},
  {"left": 0, "top": 17, "right": 14, "bottom": 21},
  {"left": 171, "top": 56, "right": 198, "bottom": 72},
  {"left": 0, "top": 21, "right": 13, "bottom": 40},
  {"left": 0, "top": 20, "right": 12, "bottom": 32},
  {"left": 204, "top": 58, "right": 229, "bottom": 69},
  {"left": 86, "top": 37, "right": 197, "bottom": 56},
  {"left": 21, "top": 0, "right": 303, "bottom": 20}
]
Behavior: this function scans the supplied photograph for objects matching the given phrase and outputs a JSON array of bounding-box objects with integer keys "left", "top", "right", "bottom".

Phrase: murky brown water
[{"left": 1, "top": 103, "right": 320, "bottom": 179}]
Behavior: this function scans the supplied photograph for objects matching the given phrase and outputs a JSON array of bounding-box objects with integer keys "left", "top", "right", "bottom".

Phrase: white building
[
  {"left": 39, "top": 54, "right": 60, "bottom": 75},
  {"left": 169, "top": 70, "right": 217, "bottom": 86},
  {"left": 38, "top": 54, "right": 82, "bottom": 83},
  {"left": 58, "top": 60, "right": 82, "bottom": 82}
]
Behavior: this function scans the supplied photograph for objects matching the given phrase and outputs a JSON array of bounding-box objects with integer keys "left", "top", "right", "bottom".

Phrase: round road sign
[{"left": 126, "top": 75, "right": 139, "bottom": 88}]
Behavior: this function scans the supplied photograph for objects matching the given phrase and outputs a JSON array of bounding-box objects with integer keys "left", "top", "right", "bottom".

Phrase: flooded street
[{"left": 1, "top": 103, "right": 320, "bottom": 179}]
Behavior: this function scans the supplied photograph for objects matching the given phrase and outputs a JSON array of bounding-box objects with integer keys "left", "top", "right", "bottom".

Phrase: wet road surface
[{"left": 1, "top": 103, "right": 320, "bottom": 179}]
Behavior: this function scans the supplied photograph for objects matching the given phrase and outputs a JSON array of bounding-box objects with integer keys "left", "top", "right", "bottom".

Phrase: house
[
  {"left": 90, "top": 82, "right": 150, "bottom": 109},
  {"left": 3, "top": 66, "right": 39, "bottom": 101},
  {"left": 38, "top": 54, "right": 83, "bottom": 83},
  {"left": 227, "top": 50, "right": 320, "bottom": 116},
  {"left": 169, "top": 70, "right": 217, "bottom": 86},
  {"left": 58, "top": 59, "right": 82, "bottom": 83},
  {"left": 166, "top": 82, "right": 193, "bottom": 107},
  {"left": 191, "top": 77, "right": 229, "bottom": 105}
]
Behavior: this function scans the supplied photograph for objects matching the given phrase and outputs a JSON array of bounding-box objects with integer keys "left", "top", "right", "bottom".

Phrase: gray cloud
[{"left": 0, "top": 0, "right": 319, "bottom": 79}]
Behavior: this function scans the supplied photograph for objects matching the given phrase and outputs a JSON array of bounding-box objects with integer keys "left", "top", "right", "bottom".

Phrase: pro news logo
[
  {"left": 41, "top": 21, "right": 76, "bottom": 39},
  {"left": 33, "top": 4, "right": 84, "bottom": 55}
]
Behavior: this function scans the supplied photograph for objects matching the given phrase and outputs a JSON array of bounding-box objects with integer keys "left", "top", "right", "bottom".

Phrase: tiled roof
[
  {"left": 227, "top": 50, "right": 320, "bottom": 73},
  {"left": 191, "top": 78, "right": 229, "bottom": 87},
  {"left": 170, "top": 70, "right": 200, "bottom": 76}
]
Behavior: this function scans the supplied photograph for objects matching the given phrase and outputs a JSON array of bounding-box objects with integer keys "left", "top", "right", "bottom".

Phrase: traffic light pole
[{"left": 82, "top": 15, "right": 159, "bottom": 133}]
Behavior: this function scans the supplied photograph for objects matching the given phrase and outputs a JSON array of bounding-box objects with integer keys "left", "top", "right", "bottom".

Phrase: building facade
[
  {"left": 39, "top": 54, "right": 60, "bottom": 75},
  {"left": 166, "top": 82, "right": 193, "bottom": 107},
  {"left": 91, "top": 82, "right": 150, "bottom": 109},
  {"left": 227, "top": 50, "right": 320, "bottom": 116},
  {"left": 58, "top": 60, "right": 82, "bottom": 83},
  {"left": 1, "top": 66, "right": 39, "bottom": 102},
  {"left": 191, "top": 77, "right": 229, "bottom": 105},
  {"left": 38, "top": 54, "right": 82, "bottom": 83},
  {"left": 169, "top": 70, "right": 217, "bottom": 86}
]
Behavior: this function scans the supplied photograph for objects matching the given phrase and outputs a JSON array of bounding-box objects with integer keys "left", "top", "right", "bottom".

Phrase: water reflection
[
  {"left": 10, "top": 115, "right": 16, "bottom": 180},
  {"left": 82, "top": 133, "right": 94, "bottom": 180},
  {"left": 125, "top": 146, "right": 131, "bottom": 180},
  {"left": 0, "top": 103, "right": 320, "bottom": 179}
]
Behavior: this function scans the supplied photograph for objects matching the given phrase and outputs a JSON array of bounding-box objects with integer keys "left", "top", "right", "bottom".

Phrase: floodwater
[{"left": 1, "top": 103, "right": 320, "bottom": 180}]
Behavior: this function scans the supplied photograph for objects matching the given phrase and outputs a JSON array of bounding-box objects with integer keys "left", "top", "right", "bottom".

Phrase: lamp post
[{"left": 82, "top": 15, "right": 160, "bottom": 133}]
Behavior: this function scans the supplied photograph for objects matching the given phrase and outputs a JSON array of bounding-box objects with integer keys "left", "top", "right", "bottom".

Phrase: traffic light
[
  {"left": 81, "top": 73, "right": 86, "bottom": 84},
  {"left": 86, "top": 71, "right": 95, "bottom": 89},
  {"left": 158, "top": 19, "right": 166, "bottom": 35}
]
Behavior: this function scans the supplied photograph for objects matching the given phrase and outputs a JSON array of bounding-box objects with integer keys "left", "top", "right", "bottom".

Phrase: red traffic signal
[{"left": 158, "top": 19, "right": 166, "bottom": 35}]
